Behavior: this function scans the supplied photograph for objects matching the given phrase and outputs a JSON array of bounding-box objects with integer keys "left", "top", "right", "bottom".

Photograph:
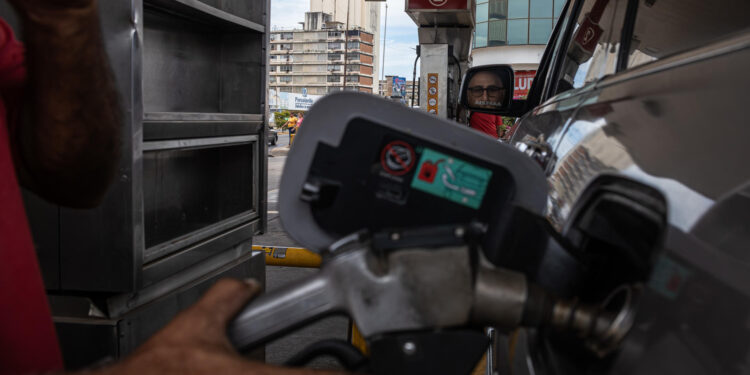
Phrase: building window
[
  {"left": 328, "top": 53, "right": 342, "bottom": 61},
  {"left": 553, "top": 0, "right": 564, "bottom": 18},
  {"left": 280, "top": 32, "right": 293, "bottom": 40},
  {"left": 477, "top": 2, "right": 489, "bottom": 23},
  {"left": 279, "top": 65, "right": 293, "bottom": 73},
  {"left": 279, "top": 76, "right": 292, "bottom": 83},
  {"left": 508, "top": 19, "right": 528, "bottom": 45},
  {"left": 327, "top": 75, "right": 342, "bottom": 83},
  {"left": 327, "top": 65, "right": 342, "bottom": 72},
  {"left": 328, "top": 31, "right": 342, "bottom": 38},
  {"left": 346, "top": 52, "right": 360, "bottom": 60},
  {"left": 347, "top": 30, "right": 360, "bottom": 37},
  {"left": 474, "top": 0, "right": 562, "bottom": 46},
  {"left": 508, "top": 0, "right": 528, "bottom": 18},
  {"left": 488, "top": 20, "right": 507, "bottom": 46},
  {"left": 346, "top": 75, "right": 359, "bottom": 83},
  {"left": 489, "top": 0, "right": 508, "bottom": 19},
  {"left": 329, "top": 42, "right": 342, "bottom": 49},
  {"left": 529, "top": 0, "right": 553, "bottom": 17},
  {"left": 347, "top": 41, "right": 360, "bottom": 49},
  {"left": 529, "top": 18, "right": 552, "bottom": 44},
  {"left": 475, "top": 22, "right": 488, "bottom": 48}
]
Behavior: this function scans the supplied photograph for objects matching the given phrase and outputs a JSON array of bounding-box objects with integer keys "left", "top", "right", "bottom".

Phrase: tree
[{"left": 273, "top": 110, "right": 290, "bottom": 129}]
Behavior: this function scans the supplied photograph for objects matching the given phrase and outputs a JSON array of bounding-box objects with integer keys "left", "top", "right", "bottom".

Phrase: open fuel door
[{"left": 278, "top": 92, "right": 548, "bottom": 261}]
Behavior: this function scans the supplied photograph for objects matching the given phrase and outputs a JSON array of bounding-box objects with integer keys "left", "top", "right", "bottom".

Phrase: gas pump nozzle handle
[
  {"left": 228, "top": 270, "right": 343, "bottom": 351},
  {"left": 228, "top": 231, "right": 365, "bottom": 351},
  {"left": 228, "top": 245, "right": 477, "bottom": 351},
  {"left": 228, "top": 240, "right": 635, "bottom": 359}
]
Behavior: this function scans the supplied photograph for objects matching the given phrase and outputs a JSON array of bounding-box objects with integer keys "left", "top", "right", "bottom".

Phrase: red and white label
[{"left": 514, "top": 70, "right": 536, "bottom": 99}]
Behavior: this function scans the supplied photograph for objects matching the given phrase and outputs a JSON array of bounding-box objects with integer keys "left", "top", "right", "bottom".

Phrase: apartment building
[
  {"left": 311, "top": 0, "right": 381, "bottom": 87},
  {"left": 270, "top": 13, "right": 377, "bottom": 96}
]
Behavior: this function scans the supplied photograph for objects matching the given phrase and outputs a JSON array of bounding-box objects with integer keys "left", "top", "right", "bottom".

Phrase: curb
[{"left": 269, "top": 146, "right": 290, "bottom": 157}]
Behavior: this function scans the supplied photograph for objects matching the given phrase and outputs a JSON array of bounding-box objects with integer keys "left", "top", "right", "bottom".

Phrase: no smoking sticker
[{"left": 381, "top": 141, "right": 416, "bottom": 176}]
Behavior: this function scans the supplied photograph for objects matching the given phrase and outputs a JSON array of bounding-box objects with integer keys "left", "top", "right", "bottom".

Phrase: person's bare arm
[
  {"left": 88, "top": 279, "right": 350, "bottom": 375},
  {"left": 7, "top": 0, "right": 121, "bottom": 208}
]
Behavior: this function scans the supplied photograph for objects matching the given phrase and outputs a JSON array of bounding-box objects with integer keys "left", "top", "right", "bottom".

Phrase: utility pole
[
  {"left": 381, "top": 2, "right": 387, "bottom": 81},
  {"left": 342, "top": 0, "right": 350, "bottom": 91}
]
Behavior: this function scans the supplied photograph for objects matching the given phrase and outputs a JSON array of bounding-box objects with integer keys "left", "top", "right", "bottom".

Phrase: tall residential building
[
  {"left": 270, "top": 13, "right": 377, "bottom": 96},
  {"left": 471, "top": 0, "right": 564, "bottom": 98},
  {"left": 310, "top": 0, "right": 381, "bottom": 91}
]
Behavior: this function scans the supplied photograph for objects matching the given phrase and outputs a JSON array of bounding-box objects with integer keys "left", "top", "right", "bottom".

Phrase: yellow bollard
[
  {"left": 254, "top": 245, "right": 321, "bottom": 268},
  {"left": 350, "top": 323, "right": 369, "bottom": 356},
  {"left": 471, "top": 353, "right": 488, "bottom": 375}
]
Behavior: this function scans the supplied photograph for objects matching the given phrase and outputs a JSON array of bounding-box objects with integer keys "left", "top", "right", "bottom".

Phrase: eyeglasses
[{"left": 468, "top": 86, "right": 504, "bottom": 97}]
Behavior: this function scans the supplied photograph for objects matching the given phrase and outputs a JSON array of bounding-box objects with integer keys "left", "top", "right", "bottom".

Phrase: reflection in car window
[
  {"left": 554, "top": 0, "right": 627, "bottom": 95},
  {"left": 627, "top": 0, "right": 750, "bottom": 69}
]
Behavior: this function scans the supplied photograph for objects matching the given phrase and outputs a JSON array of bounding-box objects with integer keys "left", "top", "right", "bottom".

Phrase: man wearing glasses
[{"left": 466, "top": 71, "right": 506, "bottom": 138}]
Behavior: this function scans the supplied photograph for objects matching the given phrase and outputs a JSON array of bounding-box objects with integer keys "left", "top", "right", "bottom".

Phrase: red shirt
[
  {"left": 0, "top": 18, "right": 64, "bottom": 373},
  {"left": 469, "top": 112, "right": 502, "bottom": 138}
]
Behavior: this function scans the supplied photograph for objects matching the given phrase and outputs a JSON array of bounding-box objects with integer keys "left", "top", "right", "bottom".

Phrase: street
[{"left": 257, "top": 132, "right": 348, "bottom": 369}]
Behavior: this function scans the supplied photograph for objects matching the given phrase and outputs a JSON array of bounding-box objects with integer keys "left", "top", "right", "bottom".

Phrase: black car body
[
  {"left": 267, "top": 126, "right": 278, "bottom": 146},
  {"left": 490, "top": 0, "right": 750, "bottom": 373}
]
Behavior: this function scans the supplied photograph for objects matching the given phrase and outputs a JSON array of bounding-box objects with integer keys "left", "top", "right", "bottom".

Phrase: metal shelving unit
[{"left": 4, "top": 0, "right": 269, "bottom": 368}]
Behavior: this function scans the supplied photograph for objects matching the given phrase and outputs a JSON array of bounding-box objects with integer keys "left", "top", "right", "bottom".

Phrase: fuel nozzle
[
  {"left": 471, "top": 266, "right": 640, "bottom": 357},
  {"left": 547, "top": 285, "right": 640, "bottom": 357}
]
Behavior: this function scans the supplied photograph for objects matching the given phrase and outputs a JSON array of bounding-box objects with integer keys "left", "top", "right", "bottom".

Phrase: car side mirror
[{"left": 459, "top": 65, "right": 514, "bottom": 114}]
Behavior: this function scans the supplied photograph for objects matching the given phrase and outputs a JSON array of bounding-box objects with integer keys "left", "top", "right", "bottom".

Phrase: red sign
[
  {"left": 418, "top": 160, "right": 442, "bottom": 183},
  {"left": 573, "top": 14, "right": 603, "bottom": 54},
  {"left": 514, "top": 70, "right": 536, "bottom": 99},
  {"left": 407, "top": 0, "right": 469, "bottom": 10},
  {"left": 381, "top": 141, "right": 416, "bottom": 176}
]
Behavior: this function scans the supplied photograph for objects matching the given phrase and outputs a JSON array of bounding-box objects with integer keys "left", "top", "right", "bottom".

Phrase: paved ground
[{"left": 257, "top": 133, "right": 348, "bottom": 370}]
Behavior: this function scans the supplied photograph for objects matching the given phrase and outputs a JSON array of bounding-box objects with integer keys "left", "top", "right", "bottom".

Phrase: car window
[
  {"left": 626, "top": 0, "right": 750, "bottom": 69},
  {"left": 540, "top": 0, "right": 575, "bottom": 100},
  {"left": 553, "top": 0, "right": 628, "bottom": 96}
]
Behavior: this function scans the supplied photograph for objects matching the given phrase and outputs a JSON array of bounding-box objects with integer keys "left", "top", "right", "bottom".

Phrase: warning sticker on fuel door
[
  {"left": 380, "top": 140, "right": 416, "bottom": 176},
  {"left": 410, "top": 148, "right": 492, "bottom": 209}
]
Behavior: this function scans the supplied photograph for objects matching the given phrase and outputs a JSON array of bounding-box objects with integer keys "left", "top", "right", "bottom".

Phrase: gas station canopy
[{"left": 405, "top": 0, "right": 475, "bottom": 28}]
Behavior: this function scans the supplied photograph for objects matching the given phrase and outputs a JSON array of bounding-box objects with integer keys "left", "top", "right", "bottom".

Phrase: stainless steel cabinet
[
  {"left": 3, "top": 0, "right": 268, "bottom": 367},
  {"left": 12, "top": 0, "right": 269, "bottom": 294}
]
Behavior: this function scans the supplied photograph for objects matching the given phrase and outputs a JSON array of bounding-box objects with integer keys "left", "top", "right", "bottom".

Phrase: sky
[{"left": 270, "top": 0, "right": 420, "bottom": 80}]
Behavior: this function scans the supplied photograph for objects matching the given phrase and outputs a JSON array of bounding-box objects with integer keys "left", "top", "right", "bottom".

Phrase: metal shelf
[
  {"left": 144, "top": 112, "right": 262, "bottom": 122},
  {"left": 146, "top": 0, "right": 265, "bottom": 32}
]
